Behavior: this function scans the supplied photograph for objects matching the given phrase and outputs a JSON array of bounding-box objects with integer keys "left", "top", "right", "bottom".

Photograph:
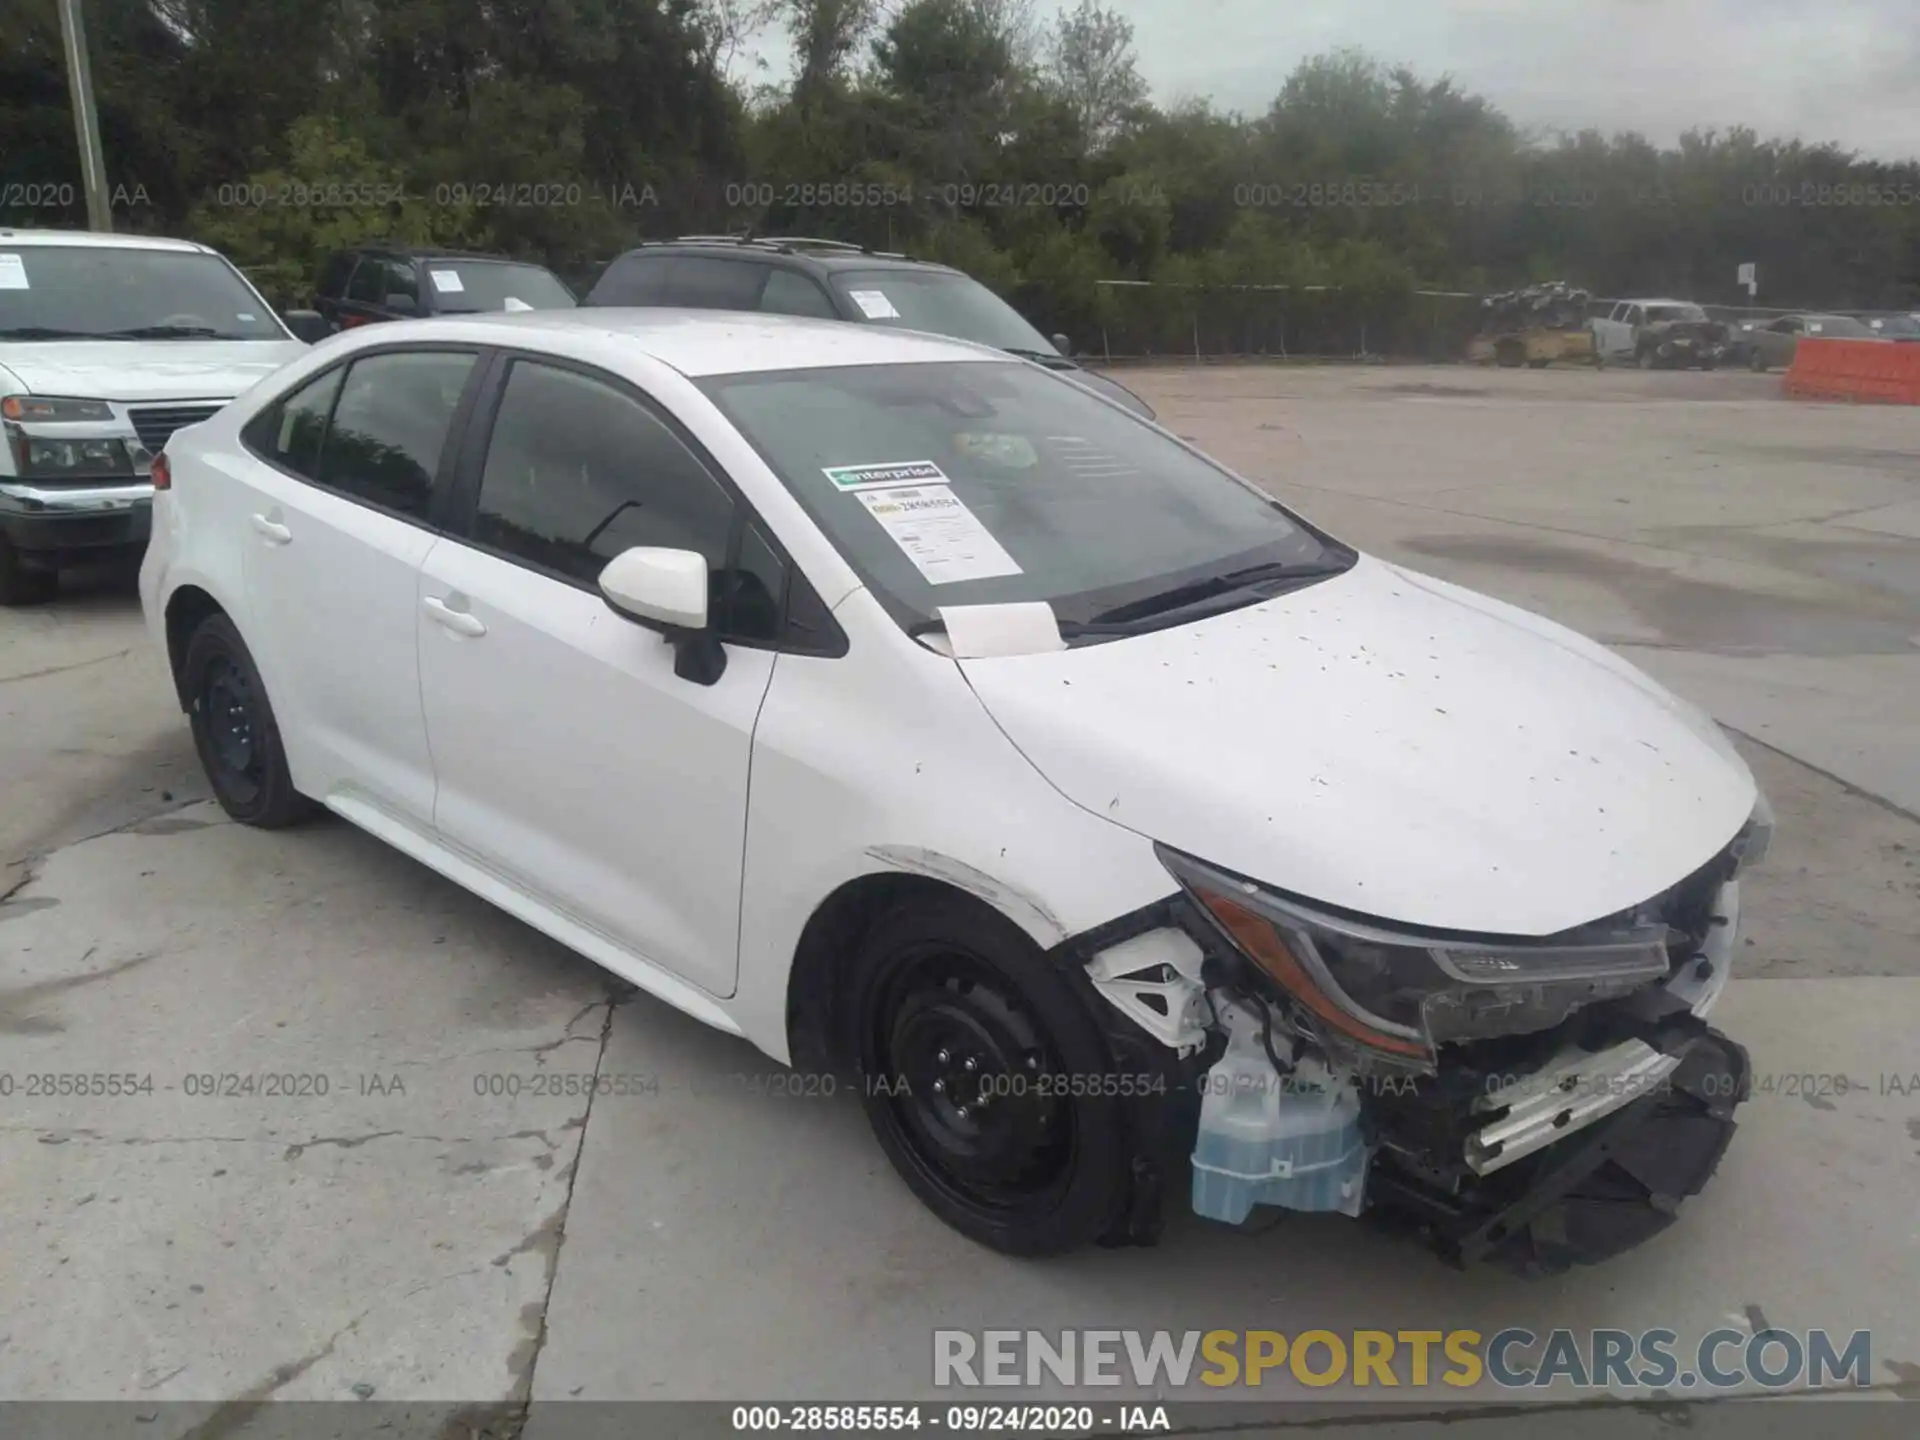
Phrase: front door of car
[
  {"left": 1594, "top": 304, "right": 1630, "bottom": 358},
  {"left": 237, "top": 346, "right": 481, "bottom": 823},
  {"left": 416, "top": 354, "right": 781, "bottom": 997}
]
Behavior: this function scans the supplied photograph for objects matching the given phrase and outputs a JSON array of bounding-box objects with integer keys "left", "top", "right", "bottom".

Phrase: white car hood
[
  {"left": 957, "top": 555, "right": 1757, "bottom": 937},
  {"left": 0, "top": 340, "right": 307, "bottom": 403}
]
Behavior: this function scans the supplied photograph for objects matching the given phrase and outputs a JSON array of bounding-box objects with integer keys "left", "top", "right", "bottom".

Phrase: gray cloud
[{"left": 1109, "top": 0, "right": 1920, "bottom": 159}]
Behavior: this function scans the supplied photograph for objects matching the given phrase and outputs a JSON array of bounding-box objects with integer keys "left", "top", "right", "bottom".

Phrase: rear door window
[
  {"left": 316, "top": 350, "right": 478, "bottom": 520},
  {"left": 587, "top": 253, "right": 671, "bottom": 305},
  {"left": 664, "top": 257, "right": 769, "bottom": 311},
  {"left": 760, "top": 269, "right": 838, "bottom": 319},
  {"left": 242, "top": 367, "right": 346, "bottom": 480}
]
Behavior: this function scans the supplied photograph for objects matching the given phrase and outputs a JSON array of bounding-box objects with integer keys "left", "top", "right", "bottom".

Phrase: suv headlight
[
  {"left": 2, "top": 396, "right": 116, "bottom": 422},
  {"left": 3, "top": 396, "right": 135, "bottom": 479},
  {"left": 1158, "top": 845, "right": 1673, "bottom": 1072}
]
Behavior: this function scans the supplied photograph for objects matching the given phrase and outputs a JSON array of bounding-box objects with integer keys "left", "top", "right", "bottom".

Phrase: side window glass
[
  {"left": 760, "top": 269, "right": 837, "bottom": 319},
  {"left": 665, "top": 257, "right": 768, "bottom": 310},
  {"left": 720, "top": 523, "right": 787, "bottom": 642},
  {"left": 383, "top": 260, "right": 421, "bottom": 311},
  {"left": 242, "top": 367, "right": 344, "bottom": 479},
  {"left": 473, "top": 360, "right": 735, "bottom": 589},
  {"left": 345, "top": 259, "right": 386, "bottom": 304},
  {"left": 589, "top": 254, "right": 669, "bottom": 306},
  {"left": 318, "top": 350, "right": 476, "bottom": 519}
]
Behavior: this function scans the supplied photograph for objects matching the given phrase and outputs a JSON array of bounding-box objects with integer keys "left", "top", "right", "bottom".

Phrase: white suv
[
  {"left": 140, "top": 309, "right": 1770, "bottom": 1272},
  {"left": 0, "top": 228, "right": 312, "bottom": 603}
]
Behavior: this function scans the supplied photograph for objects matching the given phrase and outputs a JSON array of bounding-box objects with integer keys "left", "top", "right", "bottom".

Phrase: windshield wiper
[
  {"left": 1079, "top": 560, "right": 1353, "bottom": 630},
  {"left": 1002, "top": 346, "right": 1071, "bottom": 366},
  {"left": 98, "top": 324, "right": 238, "bottom": 340},
  {"left": 0, "top": 326, "right": 116, "bottom": 340}
]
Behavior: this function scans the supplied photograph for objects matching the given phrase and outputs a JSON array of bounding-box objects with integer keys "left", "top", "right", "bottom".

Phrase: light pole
[{"left": 57, "top": 0, "right": 113, "bottom": 232}]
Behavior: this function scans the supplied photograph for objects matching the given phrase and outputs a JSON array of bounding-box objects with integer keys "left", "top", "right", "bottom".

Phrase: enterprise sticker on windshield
[
  {"left": 823, "top": 458, "right": 949, "bottom": 491},
  {"left": 856, "top": 485, "right": 1021, "bottom": 585},
  {"left": 0, "top": 254, "right": 29, "bottom": 290}
]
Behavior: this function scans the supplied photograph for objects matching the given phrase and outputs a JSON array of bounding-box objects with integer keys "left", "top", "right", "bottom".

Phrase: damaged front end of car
[{"left": 1064, "top": 797, "right": 1772, "bottom": 1276}]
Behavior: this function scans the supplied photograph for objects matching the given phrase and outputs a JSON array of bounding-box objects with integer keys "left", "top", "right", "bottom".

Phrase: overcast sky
[{"left": 738, "top": 0, "right": 1920, "bottom": 161}]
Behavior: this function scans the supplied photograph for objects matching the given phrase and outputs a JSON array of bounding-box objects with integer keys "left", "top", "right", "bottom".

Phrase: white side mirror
[{"left": 599, "top": 546, "right": 709, "bottom": 631}]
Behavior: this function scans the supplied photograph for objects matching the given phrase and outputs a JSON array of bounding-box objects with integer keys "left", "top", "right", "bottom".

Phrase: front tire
[
  {"left": 182, "top": 612, "right": 315, "bottom": 828},
  {"left": 844, "top": 895, "right": 1131, "bottom": 1256},
  {"left": 0, "top": 537, "right": 58, "bottom": 606},
  {"left": 1637, "top": 347, "right": 1660, "bottom": 370}
]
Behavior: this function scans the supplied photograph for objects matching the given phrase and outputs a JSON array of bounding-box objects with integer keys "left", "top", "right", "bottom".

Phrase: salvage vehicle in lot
[
  {"left": 583, "top": 234, "right": 1156, "bottom": 420},
  {"left": 314, "top": 245, "right": 577, "bottom": 331},
  {"left": 1727, "top": 312, "right": 1876, "bottom": 372},
  {"left": 1590, "top": 298, "right": 1729, "bottom": 369},
  {"left": 0, "top": 228, "right": 312, "bottom": 603},
  {"left": 141, "top": 310, "right": 1769, "bottom": 1275}
]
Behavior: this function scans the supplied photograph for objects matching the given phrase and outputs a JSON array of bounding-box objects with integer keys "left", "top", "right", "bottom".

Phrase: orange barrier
[{"left": 1784, "top": 337, "right": 1920, "bottom": 403}]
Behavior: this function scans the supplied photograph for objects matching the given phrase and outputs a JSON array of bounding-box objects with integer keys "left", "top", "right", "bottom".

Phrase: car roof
[
  {"left": 1631, "top": 298, "right": 1700, "bottom": 307},
  {"left": 364, "top": 307, "right": 1008, "bottom": 377},
  {"left": 0, "top": 227, "right": 212, "bottom": 254},
  {"left": 344, "top": 245, "right": 533, "bottom": 264},
  {"left": 611, "top": 238, "right": 958, "bottom": 275}
]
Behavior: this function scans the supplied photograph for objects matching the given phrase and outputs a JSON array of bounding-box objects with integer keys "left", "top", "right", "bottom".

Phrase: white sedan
[{"left": 141, "top": 310, "right": 1771, "bottom": 1273}]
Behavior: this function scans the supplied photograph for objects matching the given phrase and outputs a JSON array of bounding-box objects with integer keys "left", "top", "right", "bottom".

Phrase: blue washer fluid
[{"left": 1190, "top": 1018, "right": 1370, "bottom": 1224}]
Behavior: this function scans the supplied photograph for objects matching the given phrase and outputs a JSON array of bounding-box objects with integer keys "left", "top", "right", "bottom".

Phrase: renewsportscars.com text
[{"left": 933, "top": 1328, "right": 1872, "bottom": 1391}]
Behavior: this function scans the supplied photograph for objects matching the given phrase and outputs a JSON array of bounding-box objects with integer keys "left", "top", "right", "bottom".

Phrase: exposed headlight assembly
[
  {"left": 3, "top": 396, "right": 135, "bottom": 479},
  {"left": 1157, "top": 845, "right": 1673, "bottom": 1073}
]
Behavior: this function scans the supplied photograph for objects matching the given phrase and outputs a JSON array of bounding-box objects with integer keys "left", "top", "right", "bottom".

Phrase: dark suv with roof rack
[
  {"left": 581, "top": 235, "right": 1154, "bottom": 420},
  {"left": 314, "top": 246, "right": 577, "bottom": 332}
]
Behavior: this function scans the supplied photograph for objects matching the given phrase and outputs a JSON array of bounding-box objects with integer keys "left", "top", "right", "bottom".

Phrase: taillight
[{"left": 151, "top": 452, "right": 172, "bottom": 491}]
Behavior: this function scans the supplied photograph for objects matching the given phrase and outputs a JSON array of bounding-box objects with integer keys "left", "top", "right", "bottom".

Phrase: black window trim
[
  {"left": 439, "top": 346, "right": 847, "bottom": 658},
  {"left": 238, "top": 342, "right": 492, "bottom": 535}
]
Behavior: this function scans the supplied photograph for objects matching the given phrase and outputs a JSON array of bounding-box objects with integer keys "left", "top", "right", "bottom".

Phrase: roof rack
[{"left": 654, "top": 233, "right": 914, "bottom": 261}]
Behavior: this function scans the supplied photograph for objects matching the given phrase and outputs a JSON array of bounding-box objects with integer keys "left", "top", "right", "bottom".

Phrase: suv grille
[{"left": 129, "top": 403, "right": 223, "bottom": 454}]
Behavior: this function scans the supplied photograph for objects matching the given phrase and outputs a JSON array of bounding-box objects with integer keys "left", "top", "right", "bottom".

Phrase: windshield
[
  {"left": 427, "top": 262, "right": 576, "bottom": 313},
  {"left": 1645, "top": 304, "right": 1707, "bottom": 323},
  {"left": 1869, "top": 315, "right": 1920, "bottom": 336},
  {"left": 1806, "top": 315, "right": 1874, "bottom": 336},
  {"left": 699, "top": 360, "right": 1344, "bottom": 635},
  {"left": 0, "top": 245, "right": 286, "bottom": 340},
  {"left": 828, "top": 270, "right": 1057, "bottom": 354}
]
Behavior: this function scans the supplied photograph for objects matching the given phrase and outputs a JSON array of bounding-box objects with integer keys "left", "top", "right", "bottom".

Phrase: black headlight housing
[{"left": 1157, "top": 845, "right": 1678, "bottom": 1074}]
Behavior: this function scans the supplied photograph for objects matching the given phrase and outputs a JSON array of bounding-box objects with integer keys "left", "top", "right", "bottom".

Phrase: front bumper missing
[{"left": 1465, "top": 1038, "right": 1682, "bottom": 1176}]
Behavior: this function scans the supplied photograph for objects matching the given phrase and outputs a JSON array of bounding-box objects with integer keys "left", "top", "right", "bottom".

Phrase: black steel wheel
[
  {"left": 182, "top": 612, "right": 315, "bottom": 828},
  {"left": 845, "top": 895, "right": 1130, "bottom": 1255}
]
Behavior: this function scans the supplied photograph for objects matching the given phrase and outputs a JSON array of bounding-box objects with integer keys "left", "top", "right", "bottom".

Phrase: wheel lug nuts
[
  {"left": 932, "top": 1079, "right": 945, "bottom": 1094},
  {"left": 956, "top": 1105, "right": 969, "bottom": 1118},
  {"left": 963, "top": 1057, "right": 977, "bottom": 1072},
  {"left": 937, "top": 1049, "right": 950, "bottom": 1064}
]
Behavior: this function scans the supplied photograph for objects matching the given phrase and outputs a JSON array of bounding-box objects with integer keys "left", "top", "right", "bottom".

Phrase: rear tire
[
  {"left": 843, "top": 895, "right": 1131, "bottom": 1256},
  {"left": 0, "top": 537, "right": 58, "bottom": 606},
  {"left": 181, "top": 612, "right": 316, "bottom": 828},
  {"left": 1637, "top": 347, "right": 1659, "bottom": 370}
]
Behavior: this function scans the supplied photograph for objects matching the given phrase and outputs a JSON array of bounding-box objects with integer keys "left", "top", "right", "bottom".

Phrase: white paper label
[
  {"left": 0, "top": 254, "right": 29, "bottom": 290},
  {"left": 856, "top": 485, "right": 1021, "bottom": 585},
  {"left": 429, "top": 269, "right": 464, "bottom": 293},
  {"left": 823, "top": 458, "right": 948, "bottom": 491},
  {"left": 847, "top": 288, "right": 900, "bottom": 320}
]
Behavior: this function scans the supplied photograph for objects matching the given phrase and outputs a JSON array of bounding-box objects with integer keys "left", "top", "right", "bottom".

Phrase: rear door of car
[
  {"left": 315, "top": 252, "right": 357, "bottom": 328},
  {"left": 235, "top": 344, "right": 486, "bottom": 823},
  {"left": 414, "top": 348, "right": 793, "bottom": 997}
]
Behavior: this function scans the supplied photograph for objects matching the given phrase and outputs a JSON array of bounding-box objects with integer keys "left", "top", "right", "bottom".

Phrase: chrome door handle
[
  {"left": 422, "top": 595, "right": 486, "bottom": 637},
  {"left": 250, "top": 514, "right": 292, "bottom": 544}
]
